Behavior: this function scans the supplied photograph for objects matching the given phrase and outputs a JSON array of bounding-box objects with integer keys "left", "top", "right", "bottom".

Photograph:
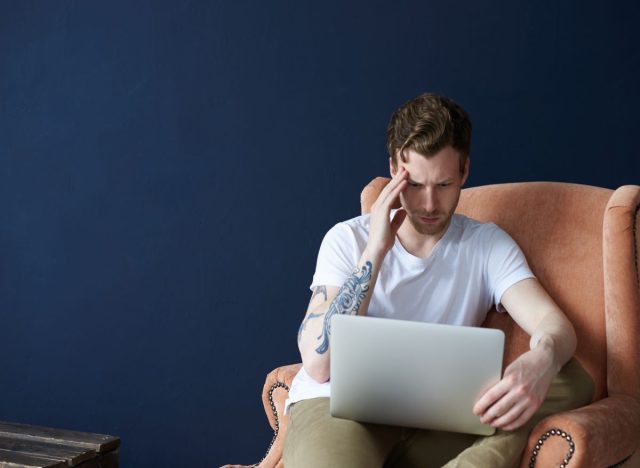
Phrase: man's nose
[{"left": 424, "top": 187, "right": 437, "bottom": 213}]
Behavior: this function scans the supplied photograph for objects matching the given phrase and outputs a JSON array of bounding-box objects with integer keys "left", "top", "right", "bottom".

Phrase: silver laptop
[{"left": 330, "top": 314, "right": 504, "bottom": 436}]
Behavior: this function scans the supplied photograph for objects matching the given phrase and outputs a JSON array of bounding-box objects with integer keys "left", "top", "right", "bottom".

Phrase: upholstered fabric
[
  {"left": 603, "top": 185, "right": 640, "bottom": 399},
  {"left": 222, "top": 181, "right": 640, "bottom": 468}
]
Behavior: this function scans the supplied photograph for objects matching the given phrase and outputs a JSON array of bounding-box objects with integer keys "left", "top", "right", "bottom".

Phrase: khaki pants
[{"left": 283, "top": 359, "right": 593, "bottom": 468}]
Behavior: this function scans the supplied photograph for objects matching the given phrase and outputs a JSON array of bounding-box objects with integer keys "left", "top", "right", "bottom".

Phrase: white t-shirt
[{"left": 285, "top": 212, "right": 534, "bottom": 411}]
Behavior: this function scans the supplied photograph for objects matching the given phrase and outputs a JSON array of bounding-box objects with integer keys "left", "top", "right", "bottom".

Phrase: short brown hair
[{"left": 386, "top": 93, "right": 472, "bottom": 172}]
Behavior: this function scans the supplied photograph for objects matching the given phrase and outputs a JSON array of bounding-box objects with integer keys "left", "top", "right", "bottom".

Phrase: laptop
[{"left": 330, "top": 314, "right": 504, "bottom": 436}]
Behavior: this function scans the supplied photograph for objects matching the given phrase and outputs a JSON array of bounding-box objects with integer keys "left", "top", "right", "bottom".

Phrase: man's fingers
[
  {"left": 478, "top": 392, "right": 518, "bottom": 425},
  {"left": 473, "top": 380, "right": 510, "bottom": 416},
  {"left": 376, "top": 177, "right": 407, "bottom": 212},
  {"left": 500, "top": 406, "right": 536, "bottom": 431},
  {"left": 378, "top": 167, "right": 406, "bottom": 197},
  {"left": 486, "top": 399, "right": 526, "bottom": 428},
  {"left": 496, "top": 403, "right": 537, "bottom": 431},
  {"left": 478, "top": 379, "right": 535, "bottom": 424},
  {"left": 390, "top": 209, "right": 407, "bottom": 234},
  {"left": 385, "top": 178, "right": 408, "bottom": 208},
  {"left": 479, "top": 381, "right": 544, "bottom": 429},
  {"left": 376, "top": 168, "right": 408, "bottom": 207}
]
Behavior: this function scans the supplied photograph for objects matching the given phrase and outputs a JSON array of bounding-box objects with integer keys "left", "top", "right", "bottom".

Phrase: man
[{"left": 283, "top": 93, "right": 593, "bottom": 467}]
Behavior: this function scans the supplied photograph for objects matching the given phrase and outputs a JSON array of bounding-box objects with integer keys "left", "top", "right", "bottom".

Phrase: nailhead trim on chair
[
  {"left": 528, "top": 428, "right": 574, "bottom": 467},
  {"left": 256, "top": 381, "right": 290, "bottom": 467}
]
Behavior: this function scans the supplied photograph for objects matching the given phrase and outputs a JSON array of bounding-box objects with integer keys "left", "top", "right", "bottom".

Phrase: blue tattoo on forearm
[
  {"left": 315, "top": 261, "right": 373, "bottom": 354},
  {"left": 310, "top": 285, "right": 328, "bottom": 302},
  {"left": 298, "top": 312, "right": 323, "bottom": 343}
]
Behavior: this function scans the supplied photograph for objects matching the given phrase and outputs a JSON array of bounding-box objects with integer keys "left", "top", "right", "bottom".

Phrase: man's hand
[
  {"left": 473, "top": 338, "right": 558, "bottom": 431},
  {"left": 366, "top": 167, "right": 408, "bottom": 258}
]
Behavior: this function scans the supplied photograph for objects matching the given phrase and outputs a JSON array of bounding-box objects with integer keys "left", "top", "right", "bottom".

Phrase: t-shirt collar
[{"left": 391, "top": 211, "right": 461, "bottom": 267}]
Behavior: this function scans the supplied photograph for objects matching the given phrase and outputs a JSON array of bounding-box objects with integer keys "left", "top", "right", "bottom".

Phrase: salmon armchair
[{"left": 224, "top": 181, "right": 640, "bottom": 468}]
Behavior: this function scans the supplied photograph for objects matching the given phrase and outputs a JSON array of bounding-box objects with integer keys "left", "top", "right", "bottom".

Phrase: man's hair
[{"left": 386, "top": 93, "right": 472, "bottom": 173}]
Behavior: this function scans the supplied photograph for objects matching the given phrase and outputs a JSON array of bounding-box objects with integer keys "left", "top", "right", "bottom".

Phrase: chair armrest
[
  {"left": 261, "top": 364, "right": 302, "bottom": 431},
  {"left": 520, "top": 395, "right": 640, "bottom": 467},
  {"left": 220, "top": 364, "right": 302, "bottom": 468},
  {"left": 256, "top": 364, "right": 302, "bottom": 468}
]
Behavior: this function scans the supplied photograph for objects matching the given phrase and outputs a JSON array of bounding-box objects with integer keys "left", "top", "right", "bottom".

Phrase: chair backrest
[{"left": 361, "top": 179, "right": 613, "bottom": 400}]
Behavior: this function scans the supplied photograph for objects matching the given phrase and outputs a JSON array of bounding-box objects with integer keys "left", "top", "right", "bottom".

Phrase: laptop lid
[{"left": 330, "top": 314, "right": 504, "bottom": 436}]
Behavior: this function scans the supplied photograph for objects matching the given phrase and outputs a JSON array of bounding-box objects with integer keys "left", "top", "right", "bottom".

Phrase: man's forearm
[
  {"left": 501, "top": 278, "right": 578, "bottom": 374},
  {"left": 297, "top": 168, "right": 407, "bottom": 383},
  {"left": 298, "top": 250, "right": 383, "bottom": 383}
]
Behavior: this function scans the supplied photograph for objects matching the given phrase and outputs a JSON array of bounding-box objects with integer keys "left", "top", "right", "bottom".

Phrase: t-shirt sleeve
[
  {"left": 485, "top": 225, "right": 535, "bottom": 312},
  {"left": 310, "top": 222, "right": 360, "bottom": 290}
]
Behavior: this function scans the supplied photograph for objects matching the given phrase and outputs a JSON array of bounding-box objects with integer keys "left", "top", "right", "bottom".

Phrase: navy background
[{"left": 1, "top": 1, "right": 639, "bottom": 466}]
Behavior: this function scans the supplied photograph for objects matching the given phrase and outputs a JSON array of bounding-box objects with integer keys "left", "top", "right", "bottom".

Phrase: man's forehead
[
  {"left": 405, "top": 171, "right": 454, "bottom": 184},
  {"left": 399, "top": 161, "right": 458, "bottom": 183}
]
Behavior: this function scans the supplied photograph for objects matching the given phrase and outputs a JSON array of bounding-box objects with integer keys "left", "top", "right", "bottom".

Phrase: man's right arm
[
  {"left": 297, "top": 167, "right": 409, "bottom": 383},
  {"left": 297, "top": 251, "right": 383, "bottom": 383}
]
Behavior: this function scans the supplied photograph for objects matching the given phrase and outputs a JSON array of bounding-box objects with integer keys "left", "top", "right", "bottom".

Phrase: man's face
[{"left": 390, "top": 146, "right": 469, "bottom": 237}]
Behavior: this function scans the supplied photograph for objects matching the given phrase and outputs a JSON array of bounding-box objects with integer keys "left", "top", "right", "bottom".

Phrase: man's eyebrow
[{"left": 408, "top": 178, "right": 454, "bottom": 185}]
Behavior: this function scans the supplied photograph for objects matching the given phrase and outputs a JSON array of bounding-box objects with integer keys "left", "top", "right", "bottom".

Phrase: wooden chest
[{"left": 0, "top": 421, "right": 119, "bottom": 467}]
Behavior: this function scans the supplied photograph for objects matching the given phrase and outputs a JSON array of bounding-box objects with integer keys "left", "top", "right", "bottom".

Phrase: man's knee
[
  {"left": 542, "top": 359, "right": 594, "bottom": 416},
  {"left": 557, "top": 359, "right": 594, "bottom": 408},
  {"left": 283, "top": 398, "right": 398, "bottom": 468}
]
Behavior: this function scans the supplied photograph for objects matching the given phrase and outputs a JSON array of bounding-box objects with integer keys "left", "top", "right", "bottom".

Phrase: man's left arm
[{"left": 473, "top": 277, "right": 577, "bottom": 431}]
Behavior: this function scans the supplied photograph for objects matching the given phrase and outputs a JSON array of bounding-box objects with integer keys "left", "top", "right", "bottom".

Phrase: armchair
[{"left": 224, "top": 181, "right": 640, "bottom": 468}]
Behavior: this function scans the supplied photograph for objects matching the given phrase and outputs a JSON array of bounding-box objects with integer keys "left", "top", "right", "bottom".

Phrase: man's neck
[{"left": 396, "top": 218, "right": 452, "bottom": 259}]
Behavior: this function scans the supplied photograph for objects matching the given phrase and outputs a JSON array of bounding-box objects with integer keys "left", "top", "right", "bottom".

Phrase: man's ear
[
  {"left": 461, "top": 158, "right": 470, "bottom": 186},
  {"left": 389, "top": 157, "right": 397, "bottom": 176}
]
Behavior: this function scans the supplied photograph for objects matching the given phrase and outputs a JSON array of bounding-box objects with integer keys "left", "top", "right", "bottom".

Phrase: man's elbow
[{"left": 302, "top": 357, "right": 330, "bottom": 383}]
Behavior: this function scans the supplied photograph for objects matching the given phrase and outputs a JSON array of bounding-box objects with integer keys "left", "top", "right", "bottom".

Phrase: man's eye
[
  {"left": 438, "top": 183, "right": 451, "bottom": 188},
  {"left": 409, "top": 182, "right": 420, "bottom": 187}
]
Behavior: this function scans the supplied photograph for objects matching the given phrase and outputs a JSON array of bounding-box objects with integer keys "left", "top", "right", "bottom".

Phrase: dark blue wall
[{"left": 1, "top": 1, "right": 639, "bottom": 466}]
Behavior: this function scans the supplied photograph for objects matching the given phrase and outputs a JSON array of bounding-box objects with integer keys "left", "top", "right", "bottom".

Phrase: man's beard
[{"left": 405, "top": 210, "right": 454, "bottom": 236}]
